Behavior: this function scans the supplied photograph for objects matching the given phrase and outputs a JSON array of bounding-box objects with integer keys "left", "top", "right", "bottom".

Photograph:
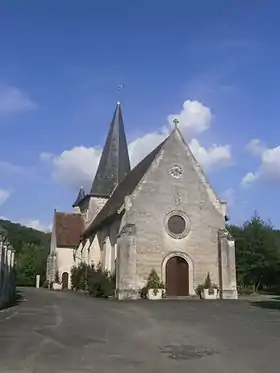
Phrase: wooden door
[
  {"left": 62, "top": 272, "right": 69, "bottom": 290},
  {"left": 177, "top": 257, "right": 189, "bottom": 296},
  {"left": 166, "top": 256, "right": 189, "bottom": 296}
]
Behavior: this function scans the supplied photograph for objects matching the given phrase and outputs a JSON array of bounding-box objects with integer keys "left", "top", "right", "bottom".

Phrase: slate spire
[
  {"left": 72, "top": 187, "right": 86, "bottom": 208},
  {"left": 90, "top": 102, "right": 131, "bottom": 198}
]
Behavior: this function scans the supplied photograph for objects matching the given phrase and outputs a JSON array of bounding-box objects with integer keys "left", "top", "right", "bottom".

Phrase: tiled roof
[
  {"left": 90, "top": 102, "right": 131, "bottom": 198},
  {"left": 55, "top": 212, "right": 84, "bottom": 247}
]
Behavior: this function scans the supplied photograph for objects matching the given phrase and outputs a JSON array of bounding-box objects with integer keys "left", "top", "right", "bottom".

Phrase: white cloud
[
  {"left": 245, "top": 138, "right": 266, "bottom": 156},
  {"left": 0, "top": 189, "right": 10, "bottom": 205},
  {"left": 242, "top": 140, "right": 280, "bottom": 186},
  {"left": 128, "top": 128, "right": 168, "bottom": 167},
  {"left": 167, "top": 100, "right": 212, "bottom": 138},
  {"left": 41, "top": 100, "right": 232, "bottom": 189},
  {"left": 241, "top": 172, "right": 258, "bottom": 186},
  {"left": 40, "top": 146, "right": 102, "bottom": 189},
  {"left": 0, "top": 215, "right": 51, "bottom": 233},
  {"left": 21, "top": 219, "right": 52, "bottom": 232},
  {"left": 0, "top": 85, "right": 37, "bottom": 114},
  {"left": 189, "top": 139, "right": 232, "bottom": 169}
]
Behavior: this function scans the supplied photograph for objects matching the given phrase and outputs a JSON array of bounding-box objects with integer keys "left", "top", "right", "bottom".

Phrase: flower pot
[
  {"left": 52, "top": 282, "right": 62, "bottom": 291},
  {"left": 147, "top": 288, "right": 165, "bottom": 300},
  {"left": 202, "top": 288, "right": 218, "bottom": 300}
]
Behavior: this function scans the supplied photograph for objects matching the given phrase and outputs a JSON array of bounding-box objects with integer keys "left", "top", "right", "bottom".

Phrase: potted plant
[
  {"left": 146, "top": 269, "right": 165, "bottom": 300},
  {"left": 197, "top": 273, "right": 219, "bottom": 300},
  {"left": 195, "top": 284, "right": 204, "bottom": 299}
]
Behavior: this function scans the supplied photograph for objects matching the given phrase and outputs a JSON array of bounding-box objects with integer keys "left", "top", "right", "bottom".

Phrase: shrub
[
  {"left": 204, "top": 272, "right": 212, "bottom": 289},
  {"left": 70, "top": 262, "right": 89, "bottom": 291},
  {"left": 140, "top": 285, "right": 148, "bottom": 299},
  {"left": 70, "top": 262, "right": 115, "bottom": 297},
  {"left": 42, "top": 280, "right": 49, "bottom": 288},
  {"left": 195, "top": 284, "right": 204, "bottom": 299},
  {"left": 146, "top": 268, "right": 164, "bottom": 296},
  {"left": 87, "top": 263, "right": 115, "bottom": 298}
]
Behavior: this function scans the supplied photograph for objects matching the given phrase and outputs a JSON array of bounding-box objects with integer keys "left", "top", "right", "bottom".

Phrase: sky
[{"left": 0, "top": 0, "right": 280, "bottom": 231}]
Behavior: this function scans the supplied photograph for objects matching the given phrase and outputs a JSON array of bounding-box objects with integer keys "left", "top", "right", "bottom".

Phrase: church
[{"left": 46, "top": 102, "right": 238, "bottom": 300}]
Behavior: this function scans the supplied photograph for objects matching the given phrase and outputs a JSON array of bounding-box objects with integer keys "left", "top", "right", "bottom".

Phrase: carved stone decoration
[
  {"left": 170, "top": 164, "right": 184, "bottom": 178},
  {"left": 118, "top": 224, "right": 136, "bottom": 237},
  {"left": 164, "top": 210, "right": 190, "bottom": 239},
  {"left": 219, "top": 228, "right": 233, "bottom": 241},
  {"left": 174, "top": 192, "right": 181, "bottom": 206}
]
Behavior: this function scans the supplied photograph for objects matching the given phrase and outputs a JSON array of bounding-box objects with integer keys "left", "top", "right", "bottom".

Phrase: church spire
[
  {"left": 90, "top": 102, "right": 131, "bottom": 198},
  {"left": 72, "top": 186, "right": 86, "bottom": 208}
]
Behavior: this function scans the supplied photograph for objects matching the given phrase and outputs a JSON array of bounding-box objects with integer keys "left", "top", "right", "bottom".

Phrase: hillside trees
[{"left": 0, "top": 219, "right": 50, "bottom": 286}]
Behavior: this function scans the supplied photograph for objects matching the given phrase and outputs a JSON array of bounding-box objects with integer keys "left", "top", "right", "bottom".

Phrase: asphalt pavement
[{"left": 0, "top": 287, "right": 280, "bottom": 373}]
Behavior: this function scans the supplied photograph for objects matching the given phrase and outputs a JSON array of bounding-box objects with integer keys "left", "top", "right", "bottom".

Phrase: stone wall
[
  {"left": 218, "top": 229, "right": 238, "bottom": 299},
  {"left": 0, "top": 229, "right": 16, "bottom": 309},
  {"left": 56, "top": 247, "right": 75, "bottom": 289}
]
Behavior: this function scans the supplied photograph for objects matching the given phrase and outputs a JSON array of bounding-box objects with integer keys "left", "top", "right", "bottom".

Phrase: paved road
[{"left": 1, "top": 288, "right": 280, "bottom": 373}]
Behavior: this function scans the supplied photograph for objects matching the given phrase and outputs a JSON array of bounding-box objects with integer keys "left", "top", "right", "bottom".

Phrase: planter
[
  {"left": 202, "top": 288, "right": 218, "bottom": 300},
  {"left": 147, "top": 288, "right": 165, "bottom": 300},
  {"left": 52, "top": 283, "right": 62, "bottom": 291}
]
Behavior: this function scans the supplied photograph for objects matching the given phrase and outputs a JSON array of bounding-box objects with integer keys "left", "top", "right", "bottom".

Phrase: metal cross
[{"left": 173, "top": 118, "right": 179, "bottom": 128}]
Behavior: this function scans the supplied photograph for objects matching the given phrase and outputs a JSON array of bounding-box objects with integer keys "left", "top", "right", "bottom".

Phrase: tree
[
  {"left": 0, "top": 219, "right": 50, "bottom": 286},
  {"left": 15, "top": 243, "right": 48, "bottom": 286},
  {"left": 228, "top": 212, "right": 280, "bottom": 293}
]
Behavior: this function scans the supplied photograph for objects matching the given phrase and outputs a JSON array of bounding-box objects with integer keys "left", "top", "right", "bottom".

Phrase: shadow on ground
[
  {"left": 250, "top": 299, "right": 280, "bottom": 311},
  {"left": 1, "top": 290, "right": 23, "bottom": 310}
]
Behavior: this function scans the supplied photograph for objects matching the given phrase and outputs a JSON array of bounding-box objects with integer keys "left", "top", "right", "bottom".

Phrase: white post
[{"left": 36, "top": 275, "right": 40, "bottom": 288}]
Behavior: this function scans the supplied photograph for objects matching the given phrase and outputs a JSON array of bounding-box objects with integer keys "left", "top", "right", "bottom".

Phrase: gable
[{"left": 132, "top": 128, "right": 226, "bottom": 217}]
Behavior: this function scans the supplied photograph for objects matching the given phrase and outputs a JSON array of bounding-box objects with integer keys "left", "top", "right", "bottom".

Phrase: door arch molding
[{"left": 162, "top": 252, "right": 195, "bottom": 295}]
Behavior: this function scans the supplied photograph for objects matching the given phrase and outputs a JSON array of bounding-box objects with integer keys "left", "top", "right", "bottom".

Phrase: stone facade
[
  {"left": 118, "top": 130, "right": 224, "bottom": 296},
  {"left": 48, "top": 103, "right": 238, "bottom": 299}
]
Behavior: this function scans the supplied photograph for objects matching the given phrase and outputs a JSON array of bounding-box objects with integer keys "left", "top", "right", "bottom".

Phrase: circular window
[
  {"left": 165, "top": 211, "right": 190, "bottom": 239},
  {"left": 168, "top": 215, "right": 186, "bottom": 235}
]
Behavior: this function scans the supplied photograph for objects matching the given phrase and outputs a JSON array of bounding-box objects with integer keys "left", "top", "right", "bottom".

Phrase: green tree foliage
[
  {"left": 71, "top": 263, "right": 115, "bottom": 297},
  {"left": 228, "top": 212, "right": 280, "bottom": 293},
  {"left": 147, "top": 268, "right": 164, "bottom": 289},
  {"left": 87, "top": 264, "right": 115, "bottom": 298},
  {"left": 0, "top": 219, "right": 50, "bottom": 286},
  {"left": 203, "top": 272, "right": 212, "bottom": 289},
  {"left": 71, "top": 262, "right": 88, "bottom": 291}
]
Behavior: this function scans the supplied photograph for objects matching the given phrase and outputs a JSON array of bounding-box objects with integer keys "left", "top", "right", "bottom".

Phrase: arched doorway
[
  {"left": 62, "top": 272, "right": 69, "bottom": 290},
  {"left": 166, "top": 256, "right": 189, "bottom": 296}
]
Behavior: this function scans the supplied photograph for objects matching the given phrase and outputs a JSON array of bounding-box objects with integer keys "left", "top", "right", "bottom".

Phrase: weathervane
[
  {"left": 173, "top": 118, "right": 179, "bottom": 129},
  {"left": 117, "top": 84, "right": 123, "bottom": 104}
]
